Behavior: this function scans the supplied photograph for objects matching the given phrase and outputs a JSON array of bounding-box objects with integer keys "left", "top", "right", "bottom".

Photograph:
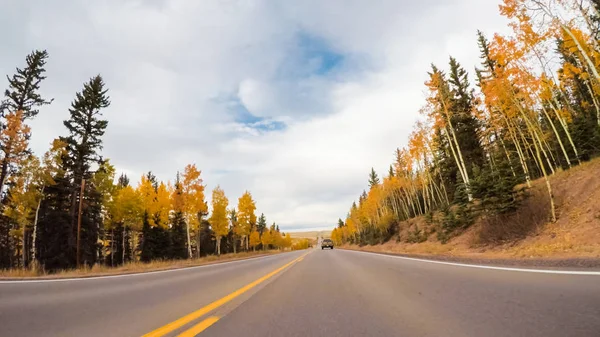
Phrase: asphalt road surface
[{"left": 1, "top": 248, "right": 600, "bottom": 337}]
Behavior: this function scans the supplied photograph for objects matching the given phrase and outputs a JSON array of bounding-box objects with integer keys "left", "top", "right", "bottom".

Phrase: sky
[{"left": 0, "top": 0, "right": 510, "bottom": 231}]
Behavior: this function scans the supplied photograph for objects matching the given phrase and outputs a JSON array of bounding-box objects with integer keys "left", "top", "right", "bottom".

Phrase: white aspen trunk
[
  {"left": 560, "top": 24, "right": 600, "bottom": 83},
  {"left": 550, "top": 97, "right": 581, "bottom": 164},
  {"left": 22, "top": 228, "right": 27, "bottom": 270},
  {"left": 499, "top": 136, "right": 517, "bottom": 177},
  {"left": 216, "top": 236, "right": 221, "bottom": 256},
  {"left": 110, "top": 229, "right": 114, "bottom": 267},
  {"left": 122, "top": 226, "right": 126, "bottom": 265},
  {"left": 510, "top": 95, "right": 556, "bottom": 175},
  {"left": 31, "top": 189, "right": 44, "bottom": 272},
  {"left": 530, "top": 128, "right": 557, "bottom": 222},
  {"left": 541, "top": 104, "right": 572, "bottom": 168},
  {"left": 585, "top": 82, "right": 600, "bottom": 127},
  {"left": 506, "top": 117, "right": 532, "bottom": 187},
  {"left": 444, "top": 127, "right": 473, "bottom": 201},
  {"left": 186, "top": 220, "right": 192, "bottom": 259}
]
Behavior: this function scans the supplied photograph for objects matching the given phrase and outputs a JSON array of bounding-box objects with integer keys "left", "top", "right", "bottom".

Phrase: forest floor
[
  {"left": 0, "top": 250, "right": 287, "bottom": 280},
  {"left": 343, "top": 157, "right": 600, "bottom": 262}
]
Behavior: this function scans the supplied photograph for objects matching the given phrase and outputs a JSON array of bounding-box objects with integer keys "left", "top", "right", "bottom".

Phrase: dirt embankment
[{"left": 345, "top": 158, "right": 600, "bottom": 261}]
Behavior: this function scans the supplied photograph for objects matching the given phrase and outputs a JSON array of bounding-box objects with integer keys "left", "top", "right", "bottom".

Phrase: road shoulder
[{"left": 340, "top": 247, "right": 600, "bottom": 271}]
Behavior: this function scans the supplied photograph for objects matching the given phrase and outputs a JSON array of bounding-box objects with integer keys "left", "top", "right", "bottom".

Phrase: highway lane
[
  {"left": 0, "top": 251, "right": 306, "bottom": 337},
  {"left": 1, "top": 248, "right": 600, "bottom": 336},
  {"left": 207, "top": 249, "right": 600, "bottom": 337}
]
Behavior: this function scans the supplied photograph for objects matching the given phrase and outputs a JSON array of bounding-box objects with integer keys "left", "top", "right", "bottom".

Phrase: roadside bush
[
  {"left": 435, "top": 205, "right": 474, "bottom": 244},
  {"left": 475, "top": 188, "right": 550, "bottom": 245},
  {"left": 406, "top": 225, "right": 427, "bottom": 244}
]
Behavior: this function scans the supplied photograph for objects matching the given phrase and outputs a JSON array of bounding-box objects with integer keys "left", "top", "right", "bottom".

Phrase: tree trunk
[
  {"left": 122, "top": 226, "right": 126, "bottom": 265},
  {"left": 196, "top": 227, "right": 201, "bottom": 259},
  {"left": 550, "top": 97, "right": 581, "bottom": 165},
  {"left": 584, "top": 81, "right": 600, "bottom": 127},
  {"left": 559, "top": 24, "right": 600, "bottom": 83},
  {"left": 540, "top": 104, "right": 571, "bottom": 168},
  {"left": 22, "top": 228, "right": 27, "bottom": 270},
  {"left": 186, "top": 221, "right": 192, "bottom": 259},
  {"left": 232, "top": 235, "right": 236, "bottom": 254},
  {"left": 110, "top": 228, "right": 114, "bottom": 267},
  {"left": 31, "top": 192, "right": 43, "bottom": 272},
  {"left": 443, "top": 126, "right": 472, "bottom": 200},
  {"left": 0, "top": 150, "right": 11, "bottom": 197},
  {"left": 533, "top": 133, "right": 557, "bottom": 222},
  {"left": 216, "top": 236, "right": 221, "bottom": 256}
]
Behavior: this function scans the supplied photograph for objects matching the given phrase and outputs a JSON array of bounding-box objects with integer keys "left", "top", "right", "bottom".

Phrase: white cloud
[{"left": 0, "top": 0, "right": 509, "bottom": 231}]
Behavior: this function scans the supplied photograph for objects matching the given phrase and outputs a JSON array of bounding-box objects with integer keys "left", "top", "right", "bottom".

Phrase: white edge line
[
  {"left": 0, "top": 252, "right": 296, "bottom": 284},
  {"left": 344, "top": 249, "right": 600, "bottom": 276}
]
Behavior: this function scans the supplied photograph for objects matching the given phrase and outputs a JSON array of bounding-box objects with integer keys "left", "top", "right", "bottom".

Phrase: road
[{"left": 1, "top": 249, "right": 600, "bottom": 337}]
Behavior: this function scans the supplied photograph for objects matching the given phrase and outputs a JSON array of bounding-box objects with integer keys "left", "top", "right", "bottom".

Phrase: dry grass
[{"left": 0, "top": 250, "right": 285, "bottom": 279}]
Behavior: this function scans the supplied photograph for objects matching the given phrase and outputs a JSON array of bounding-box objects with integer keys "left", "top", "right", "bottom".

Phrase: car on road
[{"left": 321, "top": 239, "right": 334, "bottom": 250}]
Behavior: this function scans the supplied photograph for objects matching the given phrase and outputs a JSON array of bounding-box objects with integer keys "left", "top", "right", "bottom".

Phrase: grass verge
[{"left": 0, "top": 250, "right": 287, "bottom": 280}]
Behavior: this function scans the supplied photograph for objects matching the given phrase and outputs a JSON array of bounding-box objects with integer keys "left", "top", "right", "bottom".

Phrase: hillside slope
[{"left": 345, "top": 158, "right": 600, "bottom": 259}]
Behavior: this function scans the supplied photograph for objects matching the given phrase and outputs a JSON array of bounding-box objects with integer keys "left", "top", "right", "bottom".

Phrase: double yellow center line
[{"left": 143, "top": 251, "right": 310, "bottom": 337}]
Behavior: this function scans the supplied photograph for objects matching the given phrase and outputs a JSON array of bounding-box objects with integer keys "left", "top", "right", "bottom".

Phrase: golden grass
[{"left": 0, "top": 250, "right": 287, "bottom": 279}]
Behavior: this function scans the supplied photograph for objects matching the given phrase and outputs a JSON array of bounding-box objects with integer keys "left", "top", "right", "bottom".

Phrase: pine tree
[
  {"left": 169, "top": 174, "right": 187, "bottom": 259},
  {"left": 368, "top": 168, "right": 380, "bottom": 188},
  {"left": 257, "top": 213, "right": 267, "bottom": 234},
  {"left": 37, "top": 76, "right": 110, "bottom": 270},
  {"left": 448, "top": 57, "right": 485, "bottom": 175},
  {"left": 118, "top": 174, "right": 130, "bottom": 188},
  {"left": 471, "top": 152, "right": 523, "bottom": 214},
  {"left": 1, "top": 50, "right": 52, "bottom": 118},
  {"left": 0, "top": 51, "right": 52, "bottom": 267},
  {"left": 228, "top": 208, "right": 238, "bottom": 253},
  {"left": 337, "top": 218, "right": 345, "bottom": 228}
]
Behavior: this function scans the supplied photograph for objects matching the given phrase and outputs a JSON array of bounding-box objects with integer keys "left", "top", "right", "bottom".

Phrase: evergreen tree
[
  {"left": 0, "top": 50, "right": 52, "bottom": 199},
  {"left": 37, "top": 75, "right": 110, "bottom": 270},
  {"left": 2, "top": 50, "right": 52, "bottom": 119},
  {"left": 169, "top": 174, "right": 187, "bottom": 259},
  {"left": 337, "top": 218, "right": 345, "bottom": 228},
  {"left": 36, "top": 173, "right": 72, "bottom": 270},
  {"left": 169, "top": 211, "right": 188, "bottom": 259},
  {"left": 368, "top": 168, "right": 380, "bottom": 188},
  {"left": 448, "top": 57, "right": 485, "bottom": 174},
  {"left": 257, "top": 213, "right": 267, "bottom": 235},
  {"left": 471, "top": 152, "right": 523, "bottom": 214},
  {"left": 118, "top": 173, "right": 130, "bottom": 188}
]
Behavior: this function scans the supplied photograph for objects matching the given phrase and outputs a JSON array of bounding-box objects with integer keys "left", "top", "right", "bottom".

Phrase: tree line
[
  {"left": 333, "top": 0, "right": 600, "bottom": 246},
  {"left": 0, "top": 51, "right": 293, "bottom": 272}
]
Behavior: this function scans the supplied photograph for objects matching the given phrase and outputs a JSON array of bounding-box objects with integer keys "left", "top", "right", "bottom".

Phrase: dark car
[{"left": 321, "top": 239, "right": 334, "bottom": 249}]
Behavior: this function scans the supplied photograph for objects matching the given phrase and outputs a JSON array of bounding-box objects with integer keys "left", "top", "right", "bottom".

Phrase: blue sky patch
[
  {"left": 227, "top": 96, "right": 286, "bottom": 132},
  {"left": 296, "top": 32, "right": 344, "bottom": 75}
]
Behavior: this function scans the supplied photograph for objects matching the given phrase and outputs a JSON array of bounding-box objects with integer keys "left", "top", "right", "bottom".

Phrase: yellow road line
[
  {"left": 177, "top": 316, "right": 220, "bottom": 337},
  {"left": 142, "top": 252, "right": 309, "bottom": 337}
]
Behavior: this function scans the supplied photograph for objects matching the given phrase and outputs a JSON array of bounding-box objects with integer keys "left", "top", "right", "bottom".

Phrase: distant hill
[{"left": 288, "top": 230, "right": 332, "bottom": 239}]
